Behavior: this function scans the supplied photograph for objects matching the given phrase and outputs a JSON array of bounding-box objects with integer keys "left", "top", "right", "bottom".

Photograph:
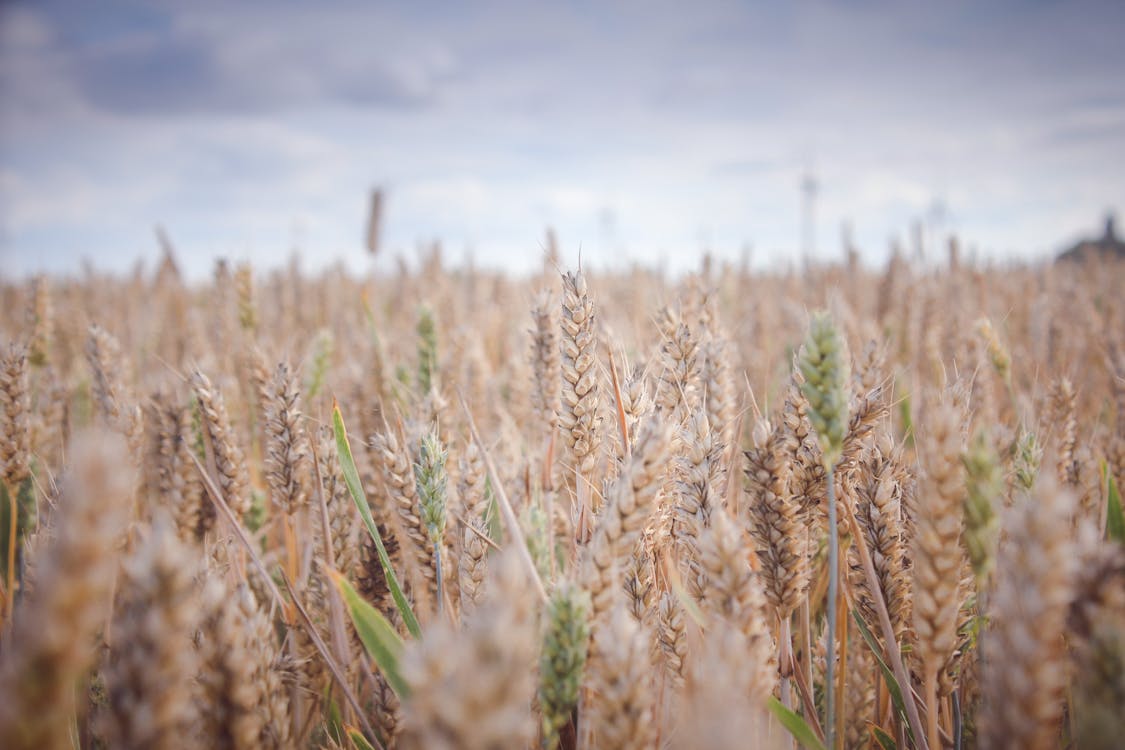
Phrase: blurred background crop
[{"left": 1, "top": 0, "right": 1123, "bottom": 278}]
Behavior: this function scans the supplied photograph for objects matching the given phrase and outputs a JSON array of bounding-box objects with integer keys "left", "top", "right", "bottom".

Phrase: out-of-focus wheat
[
  {"left": 980, "top": 477, "right": 1075, "bottom": 750},
  {"left": 0, "top": 432, "right": 133, "bottom": 750}
]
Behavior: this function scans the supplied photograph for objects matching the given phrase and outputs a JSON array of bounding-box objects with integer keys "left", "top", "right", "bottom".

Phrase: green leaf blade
[
  {"left": 332, "top": 403, "right": 422, "bottom": 638},
  {"left": 329, "top": 569, "right": 409, "bottom": 699},
  {"left": 1, "top": 477, "right": 35, "bottom": 585},
  {"left": 347, "top": 727, "right": 378, "bottom": 750},
  {"left": 852, "top": 611, "right": 914, "bottom": 747},
  {"left": 1104, "top": 462, "right": 1124, "bottom": 544},
  {"left": 871, "top": 724, "right": 898, "bottom": 750},
  {"left": 767, "top": 696, "right": 827, "bottom": 750}
]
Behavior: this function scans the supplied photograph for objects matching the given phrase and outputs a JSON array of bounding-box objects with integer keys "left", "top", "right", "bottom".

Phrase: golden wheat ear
[{"left": 0, "top": 431, "right": 134, "bottom": 750}]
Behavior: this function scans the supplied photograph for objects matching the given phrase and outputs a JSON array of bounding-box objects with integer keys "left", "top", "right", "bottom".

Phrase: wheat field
[{"left": 0, "top": 242, "right": 1123, "bottom": 750}]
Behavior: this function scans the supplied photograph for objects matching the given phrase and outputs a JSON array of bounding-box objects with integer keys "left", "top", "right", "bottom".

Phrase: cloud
[
  {"left": 72, "top": 33, "right": 229, "bottom": 115},
  {"left": 3, "top": 1, "right": 456, "bottom": 118},
  {"left": 1, "top": 0, "right": 1124, "bottom": 278}
]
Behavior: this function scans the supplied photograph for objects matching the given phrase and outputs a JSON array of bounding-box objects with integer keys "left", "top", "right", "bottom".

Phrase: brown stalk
[
  {"left": 788, "top": 646, "right": 826, "bottom": 743},
  {"left": 191, "top": 453, "right": 284, "bottom": 614},
  {"left": 843, "top": 499, "right": 929, "bottom": 750},
  {"left": 924, "top": 668, "right": 939, "bottom": 750},
  {"left": 281, "top": 516, "right": 299, "bottom": 620},
  {"left": 778, "top": 615, "right": 794, "bottom": 710},
  {"left": 282, "top": 570, "right": 382, "bottom": 748},
  {"left": 308, "top": 435, "right": 355, "bottom": 718},
  {"left": 457, "top": 390, "right": 548, "bottom": 603},
  {"left": 192, "top": 450, "right": 378, "bottom": 744},
  {"left": 457, "top": 512, "right": 502, "bottom": 551},
  {"left": 608, "top": 347, "right": 631, "bottom": 458},
  {"left": 793, "top": 464, "right": 816, "bottom": 695},
  {"left": 4, "top": 480, "right": 14, "bottom": 620}
]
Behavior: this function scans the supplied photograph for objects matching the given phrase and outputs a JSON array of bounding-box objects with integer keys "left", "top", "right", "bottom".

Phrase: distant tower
[
  {"left": 366, "top": 188, "right": 385, "bottom": 257},
  {"left": 800, "top": 169, "right": 818, "bottom": 258},
  {"left": 841, "top": 221, "right": 858, "bottom": 271}
]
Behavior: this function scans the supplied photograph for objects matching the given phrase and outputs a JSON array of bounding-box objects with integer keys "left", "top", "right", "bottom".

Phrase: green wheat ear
[
  {"left": 415, "top": 431, "right": 448, "bottom": 547},
  {"left": 304, "top": 329, "right": 333, "bottom": 400},
  {"left": 798, "top": 310, "right": 850, "bottom": 468},
  {"left": 1014, "top": 428, "right": 1042, "bottom": 492},
  {"left": 538, "top": 583, "right": 591, "bottom": 750},
  {"left": 963, "top": 428, "right": 1002, "bottom": 586},
  {"left": 520, "top": 500, "right": 553, "bottom": 584},
  {"left": 416, "top": 304, "right": 438, "bottom": 394}
]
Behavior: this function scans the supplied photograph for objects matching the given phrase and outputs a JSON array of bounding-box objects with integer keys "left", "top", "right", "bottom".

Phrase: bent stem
[
  {"left": 192, "top": 450, "right": 379, "bottom": 743},
  {"left": 457, "top": 391, "right": 549, "bottom": 603},
  {"left": 789, "top": 646, "right": 826, "bottom": 743},
  {"left": 842, "top": 495, "right": 929, "bottom": 749}
]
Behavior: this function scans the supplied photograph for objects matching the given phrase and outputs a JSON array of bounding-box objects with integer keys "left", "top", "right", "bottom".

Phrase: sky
[{"left": 1, "top": 0, "right": 1124, "bottom": 279}]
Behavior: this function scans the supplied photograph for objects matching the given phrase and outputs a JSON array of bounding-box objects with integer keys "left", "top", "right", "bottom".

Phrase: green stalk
[
  {"left": 433, "top": 541, "right": 444, "bottom": 618},
  {"left": 796, "top": 311, "right": 850, "bottom": 750}
]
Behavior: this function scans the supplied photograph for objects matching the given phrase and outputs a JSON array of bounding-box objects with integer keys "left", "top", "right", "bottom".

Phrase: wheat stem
[
  {"left": 924, "top": 667, "right": 940, "bottom": 750},
  {"left": 4, "top": 480, "right": 15, "bottom": 620},
  {"left": 789, "top": 645, "right": 826, "bottom": 742},
  {"left": 825, "top": 463, "right": 838, "bottom": 750},
  {"left": 779, "top": 614, "right": 794, "bottom": 720},
  {"left": 834, "top": 563, "right": 848, "bottom": 750}
]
